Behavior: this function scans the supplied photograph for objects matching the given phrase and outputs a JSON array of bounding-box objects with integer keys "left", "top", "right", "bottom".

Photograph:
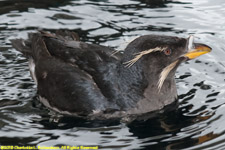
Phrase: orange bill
[{"left": 185, "top": 43, "right": 212, "bottom": 59}]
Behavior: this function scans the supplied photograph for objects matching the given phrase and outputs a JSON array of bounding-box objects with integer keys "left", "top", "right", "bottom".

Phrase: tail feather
[
  {"left": 11, "top": 31, "right": 80, "bottom": 61},
  {"left": 11, "top": 33, "right": 51, "bottom": 61},
  {"left": 10, "top": 39, "right": 32, "bottom": 57},
  {"left": 30, "top": 33, "right": 51, "bottom": 60}
]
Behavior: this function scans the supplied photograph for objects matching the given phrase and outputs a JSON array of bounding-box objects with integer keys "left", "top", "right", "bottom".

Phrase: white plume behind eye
[
  {"left": 157, "top": 36, "right": 194, "bottom": 91},
  {"left": 157, "top": 60, "right": 179, "bottom": 91},
  {"left": 124, "top": 47, "right": 167, "bottom": 67},
  {"left": 188, "top": 35, "right": 194, "bottom": 50}
]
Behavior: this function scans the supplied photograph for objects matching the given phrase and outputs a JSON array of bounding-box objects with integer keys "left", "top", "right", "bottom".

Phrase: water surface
[{"left": 1, "top": 0, "right": 225, "bottom": 149}]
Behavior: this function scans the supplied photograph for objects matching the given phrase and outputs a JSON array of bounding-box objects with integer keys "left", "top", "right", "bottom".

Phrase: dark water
[{"left": 1, "top": 0, "right": 225, "bottom": 149}]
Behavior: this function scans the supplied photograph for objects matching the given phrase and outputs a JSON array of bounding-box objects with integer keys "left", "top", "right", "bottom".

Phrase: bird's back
[{"left": 11, "top": 31, "right": 123, "bottom": 115}]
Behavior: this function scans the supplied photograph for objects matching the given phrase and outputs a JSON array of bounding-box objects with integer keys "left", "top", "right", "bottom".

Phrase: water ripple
[{"left": 1, "top": 0, "right": 225, "bottom": 149}]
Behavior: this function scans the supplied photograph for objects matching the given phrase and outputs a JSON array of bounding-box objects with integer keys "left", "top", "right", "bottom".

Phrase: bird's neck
[
  {"left": 117, "top": 57, "right": 178, "bottom": 112},
  {"left": 117, "top": 58, "right": 148, "bottom": 103}
]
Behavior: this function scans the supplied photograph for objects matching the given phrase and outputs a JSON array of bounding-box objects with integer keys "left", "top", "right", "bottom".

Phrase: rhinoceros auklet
[{"left": 11, "top": 31, "right": 211, "bottom": 119}]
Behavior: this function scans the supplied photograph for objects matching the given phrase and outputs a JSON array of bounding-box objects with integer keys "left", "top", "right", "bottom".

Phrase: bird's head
[{"left": 123, "top": 35, "right": 212, "bottom": 91}]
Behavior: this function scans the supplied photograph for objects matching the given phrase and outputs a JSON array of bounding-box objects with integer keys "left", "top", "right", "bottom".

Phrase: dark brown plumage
[{"left": 11, "top": 31, "right": 211, "bottom": 119}]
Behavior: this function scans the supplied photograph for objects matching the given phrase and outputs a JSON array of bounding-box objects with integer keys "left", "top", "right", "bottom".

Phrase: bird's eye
[{"left": 164, "top": 48, "right": 172, "bottom": 55}]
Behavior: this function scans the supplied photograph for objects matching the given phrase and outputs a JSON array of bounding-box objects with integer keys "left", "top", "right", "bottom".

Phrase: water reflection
[{"left": 0, "top": 0, "right": 72, "bottom": 15}]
